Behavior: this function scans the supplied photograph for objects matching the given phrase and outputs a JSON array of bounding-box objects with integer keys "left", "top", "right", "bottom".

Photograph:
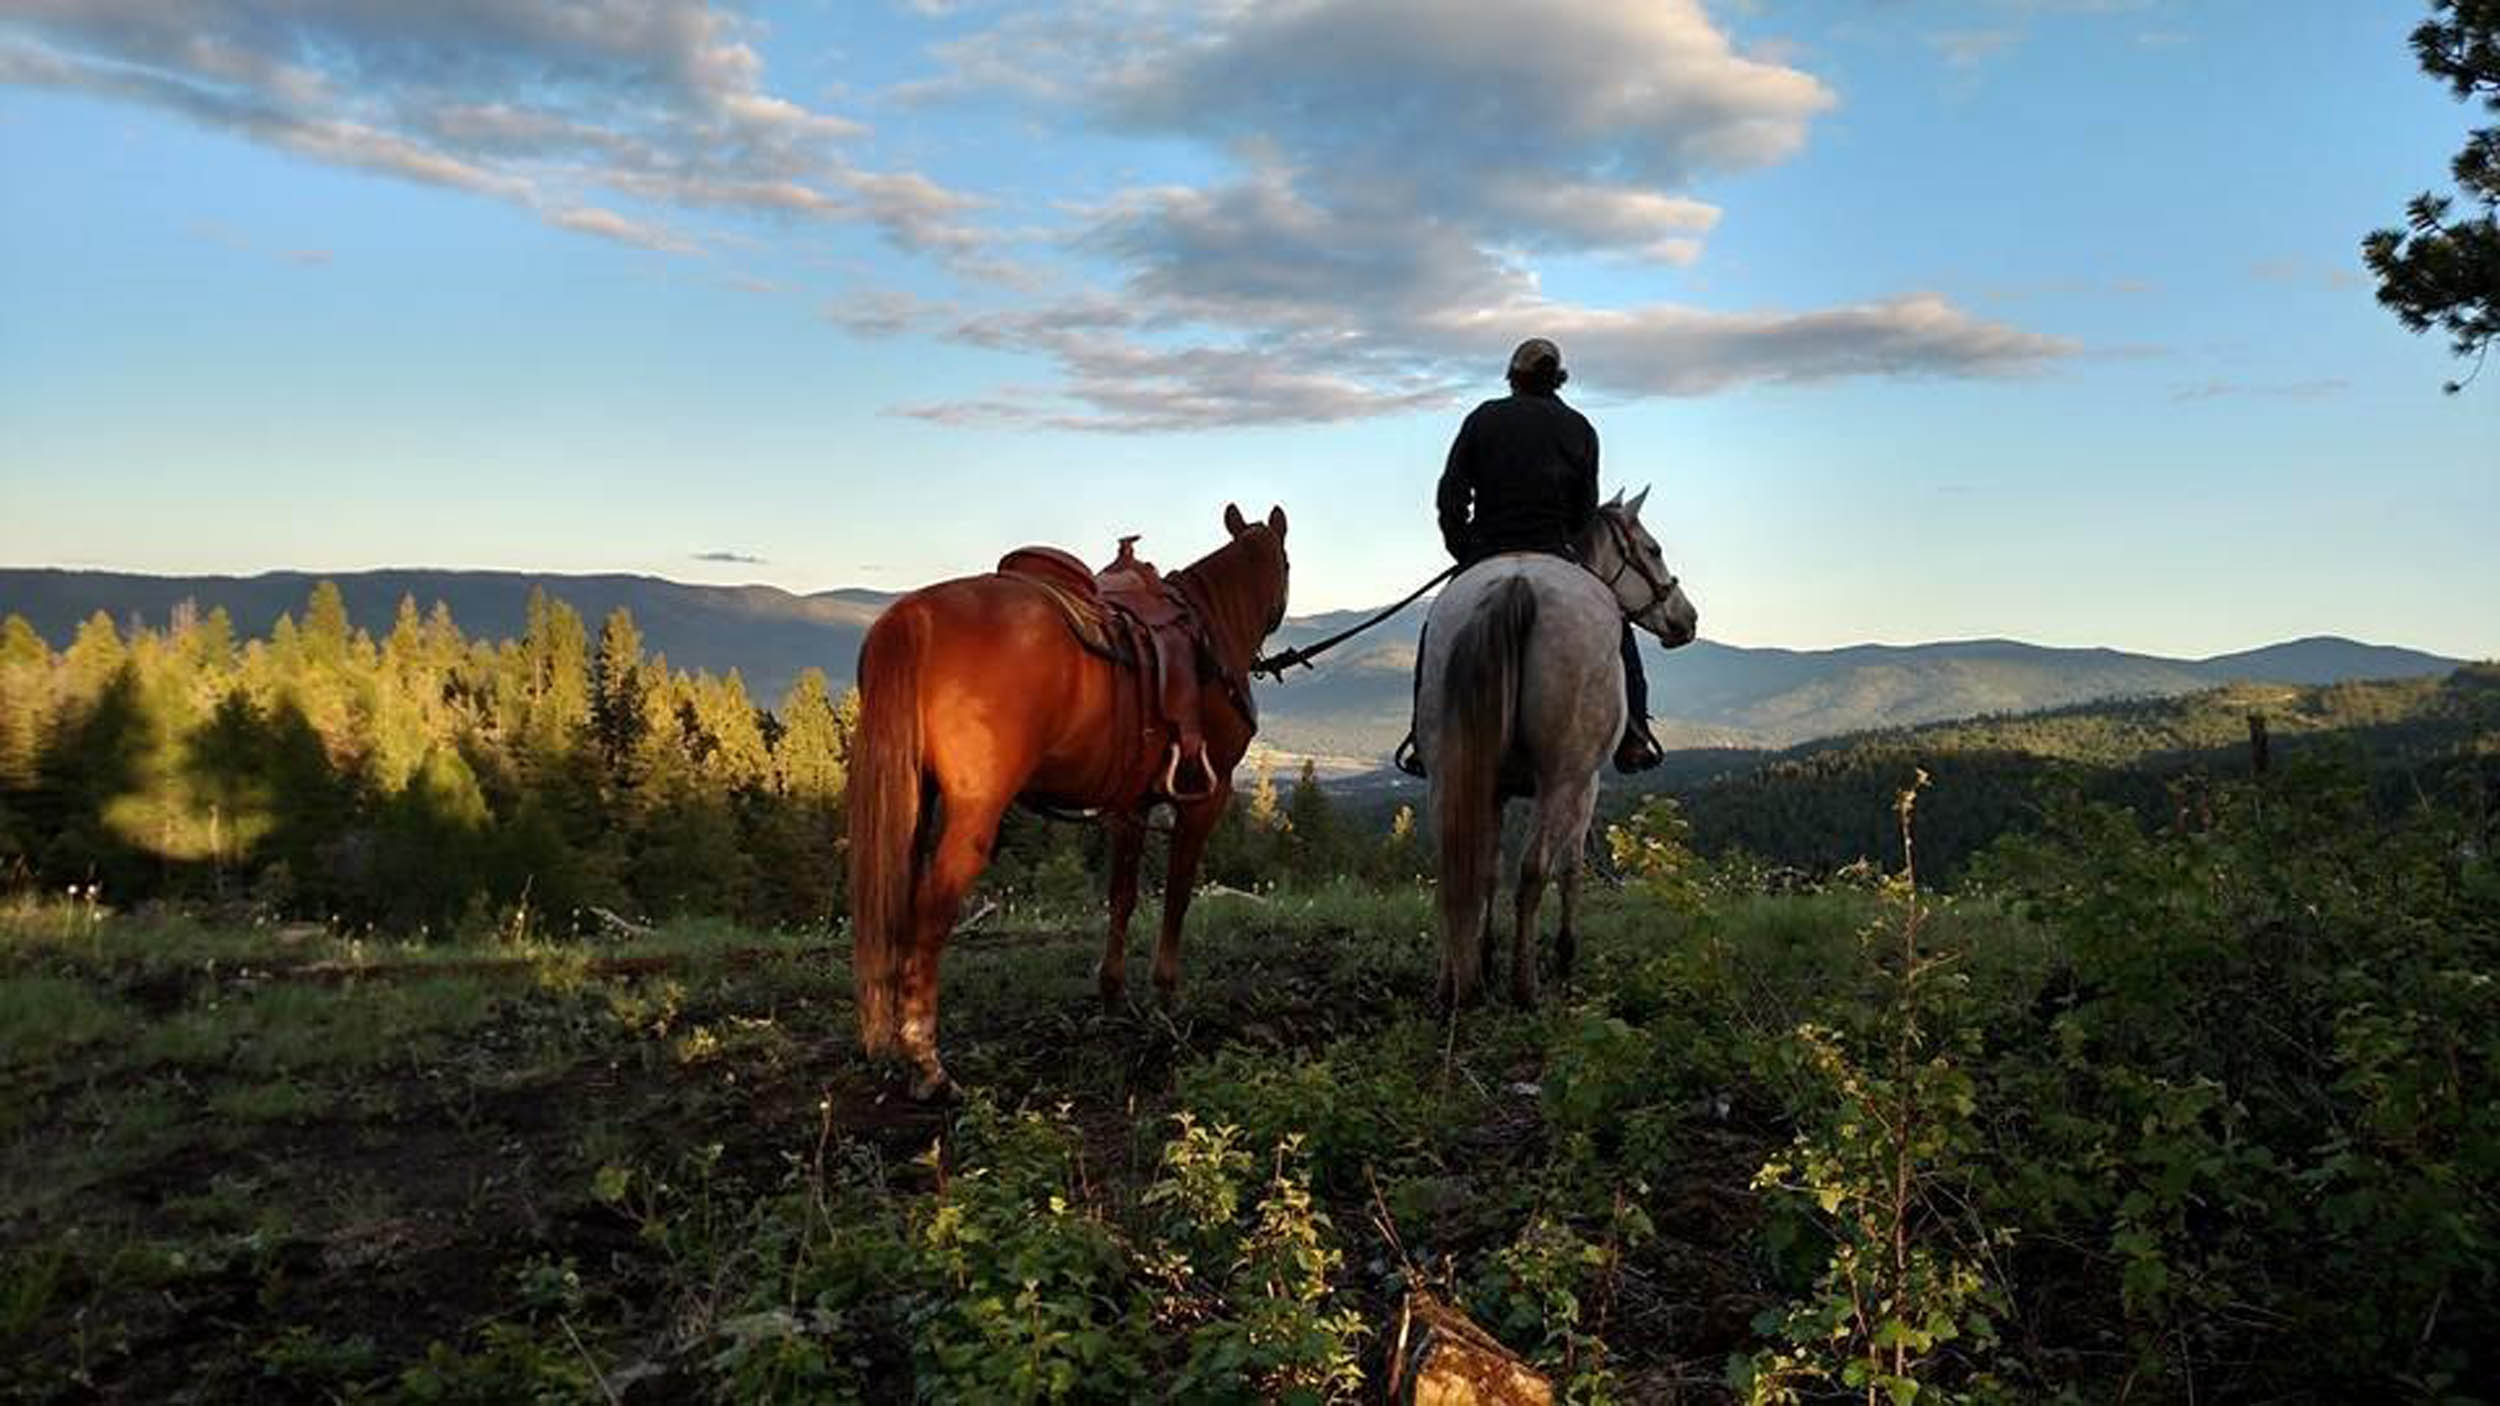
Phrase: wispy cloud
[
  {"left": 184, "top": 218, "right": 331, "bottom": 268},
  {"left": 2172, "top": 378, "right": 2349, "bottom": 402},
  {"left": 0, "top": 1, "right": 986, "bottom": 259},
  {"left": 2251, "top": 256, "right": 2367, "bottom": 290},
  {"left": 692, "top": 550, "right": 768, "bottom": 565},
  {"left": 1927, "top": 29, "right": 2021, "bottom": 68}
]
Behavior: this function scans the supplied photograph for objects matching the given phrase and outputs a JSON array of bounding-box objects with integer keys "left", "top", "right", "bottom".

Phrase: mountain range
[{"left": 0, "top": 568, "right": 2467, "bottom": 768}]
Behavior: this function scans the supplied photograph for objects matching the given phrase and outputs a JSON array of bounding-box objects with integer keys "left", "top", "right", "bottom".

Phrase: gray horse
[{"left": 1416, "top": 489, "right": 1699, "bottom": 1006}]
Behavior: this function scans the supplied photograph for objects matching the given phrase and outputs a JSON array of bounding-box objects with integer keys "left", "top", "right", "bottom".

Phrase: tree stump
[{"left": 1387, "top": 1291, "right": 1553, "bottom": 1406}]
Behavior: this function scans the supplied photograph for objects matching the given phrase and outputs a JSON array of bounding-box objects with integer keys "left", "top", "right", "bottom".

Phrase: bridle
[{"left": 1596, "top": 511, "right": 1680, "bottom": 623}]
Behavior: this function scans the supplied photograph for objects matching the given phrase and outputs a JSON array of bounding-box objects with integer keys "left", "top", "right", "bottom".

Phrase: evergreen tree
[
  {"left": 1284, "top": 759, "right": 1344, "bottom": 878},
  {"left": 776, "top": 669, "right": 848, "bottom": 801},
  {"left": 591, "top": 607, "right": 649, "bottom": 791},
  {"left": 62, "top": 611, "right": 126, "bottom": 708},
  {"left": 0, "top": 616, "right": 50, "bottom": 789},
  {"left": 303, "top": 581, "right": 352, "bottom": 667},
  {"left": 2366, "top": 1, "right": 2500, "bottom": 390},
  {"left": 694, "top": 671, "right": 771, "bottom": 793}
]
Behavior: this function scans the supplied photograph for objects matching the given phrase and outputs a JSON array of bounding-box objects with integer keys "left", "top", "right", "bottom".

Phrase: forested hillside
[
  {"left": 3, "top": 568, "right": 2462, "bottom": 763},
  {"left": 0, "top": 582, "right": 1410, "bottom": 932},
  {"left": 0, "top": 584, "right": 855, "bottom": 931},
  {"left": 1659, "top": 667, "right": 2500, "bottom": 881}
]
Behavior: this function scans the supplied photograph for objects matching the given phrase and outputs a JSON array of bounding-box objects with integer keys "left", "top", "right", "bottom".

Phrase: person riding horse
[{"left": 1395, "top": 338, "right": 1665, "bottom": 778}]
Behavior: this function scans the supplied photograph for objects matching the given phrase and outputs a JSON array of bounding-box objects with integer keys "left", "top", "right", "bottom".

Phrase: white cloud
[
  {"left": 0, "top": 0, "right": 982, "bottom": 257},
  {"left": 883, "top": 0, "right": 2072, "bottom": 430},
  {"left": 549, "top": 205, "right": 699, "bottom": 253}
]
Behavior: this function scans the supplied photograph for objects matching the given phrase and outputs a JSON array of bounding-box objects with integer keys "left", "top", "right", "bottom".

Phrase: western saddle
[{"left": 996, "top": 537, "right": 1227, "bottom": 804}]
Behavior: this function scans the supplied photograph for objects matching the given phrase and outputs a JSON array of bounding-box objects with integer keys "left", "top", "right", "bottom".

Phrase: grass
[
  {"left": 5, "top": 805, "right": 2470, "bottom": 1405},
  {"left": 4, "top": 886, "right": 1795, "bottom": 1400}
]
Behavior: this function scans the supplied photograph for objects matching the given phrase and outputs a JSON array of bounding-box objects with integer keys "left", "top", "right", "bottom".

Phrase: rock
[{"left": 1388, "top": 1291, "right": 1553, "bottom": 1406}]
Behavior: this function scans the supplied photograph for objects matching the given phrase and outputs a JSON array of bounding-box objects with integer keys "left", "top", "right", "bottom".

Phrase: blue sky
[{"left": 1, "top": 0, "right": 2491, "bottom": 658}]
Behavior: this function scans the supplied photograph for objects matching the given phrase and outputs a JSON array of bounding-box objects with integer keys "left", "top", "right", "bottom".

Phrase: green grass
[
  {"left": 0, "top": 975, "right": 138, "bottom": 1066},
  {"left": 0, "top": 782, "right": 2488, "bottom": 1406}
]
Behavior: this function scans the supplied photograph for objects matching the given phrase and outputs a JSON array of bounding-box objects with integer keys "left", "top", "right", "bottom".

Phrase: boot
[
  {"left": 1613, "top": 717, "right": 1664, "bottom": 775},
  {"left": 1394, "top": 731, "right": 1427, "bottom": 779}
]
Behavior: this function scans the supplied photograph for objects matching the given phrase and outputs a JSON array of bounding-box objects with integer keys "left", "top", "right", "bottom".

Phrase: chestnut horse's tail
[
  {"left": 1435, "top": 576, "right": 1537, "bottom": 978},
  {"left": 847, "top": 605, "right": 926, "bottom": 1058}
]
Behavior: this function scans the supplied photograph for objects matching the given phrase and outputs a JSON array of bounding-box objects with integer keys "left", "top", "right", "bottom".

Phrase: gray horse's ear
[
  {"left": 1604, "top": 487, "right": 1623, "bottom": 509},
  {"left": 1267, "top": 505, "right": 1287, "bottom": 538},
  {"left": 1626, "top": 486, "right": 1650, "bottom": 518},
  {"left": 1224, "top": 503, "right": 1248, "bottom": 535}
]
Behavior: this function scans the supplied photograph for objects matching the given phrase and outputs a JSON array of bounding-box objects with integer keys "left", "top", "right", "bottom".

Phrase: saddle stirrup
[{"left": 1161, "top": 740, "right": 1219, "bottom": 802}]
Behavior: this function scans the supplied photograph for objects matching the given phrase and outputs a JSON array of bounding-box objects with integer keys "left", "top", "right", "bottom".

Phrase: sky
[{"left": 1, "top": 0, "right": 2492, "bottom": 659}]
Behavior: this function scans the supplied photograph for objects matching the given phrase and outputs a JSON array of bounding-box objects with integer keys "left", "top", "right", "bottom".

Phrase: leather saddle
[{"left": 997, "top": 536, "right": 1220, "bottom": 802}]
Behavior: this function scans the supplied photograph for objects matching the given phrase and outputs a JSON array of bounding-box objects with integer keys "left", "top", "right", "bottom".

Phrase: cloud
[
  {"left": 2171, "top": 378, "right": 2349, "bottom": 402},
  {"left": 0, "top": 1, "right": 984, "bottom": 258},
  {"left": 182, "top": 217, "right": 331, "bottom": 268},
  {"left": 1927, "top": 29, "right": 2021, "bottom": 67},
  {"left": 549, "top": 205, "right": 698, "bottom": 254},
  {"left": 886, "top": 0, "right": 2071, "bottom": 431},
  {"left": 2250, "top": 256, "right": 2367, "bottom": 290},
  {"left": 823, "top": 289, "right": 952, "bottom": 338},
  {"left": 692, "top": 550, "right": 768, "bottom": 564}
]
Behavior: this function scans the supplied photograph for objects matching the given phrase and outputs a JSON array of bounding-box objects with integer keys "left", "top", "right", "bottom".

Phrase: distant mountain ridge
[{"left": 0, "top": 567, "right": 2468, "bottom": 762}]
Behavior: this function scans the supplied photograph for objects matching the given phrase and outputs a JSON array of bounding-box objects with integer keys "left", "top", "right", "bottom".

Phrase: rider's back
[{"left": 1437, "top": 392, "right": 1599, "bottom": 561}]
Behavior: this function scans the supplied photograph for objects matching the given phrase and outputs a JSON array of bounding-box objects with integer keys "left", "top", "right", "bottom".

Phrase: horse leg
[
  {"left": 1550, "top": 780, "right": 1598, "bottom": 982},
  {"left": 1474, "top": 818, "right": 1502, "bottom": 1003},
  {"left": 1152, "top": 792, "right": 1224, "bottom": 1009},
  {"left": 1512, "top": 829, "right": 1547, "bottom": 1007},
  {"left": 1556, "top": 863, "right": 1581, "bottom": 981},
  {"left": 900, "top": 787, "right": 1009, "bottom": 1100},
  {"left": 1097, "top": 815, "right": 1144, "bottom": 1008}
]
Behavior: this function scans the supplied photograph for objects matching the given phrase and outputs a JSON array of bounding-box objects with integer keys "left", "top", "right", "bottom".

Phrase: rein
[
  {"left": 1251, "top": 561, "right": 1461, "bottom": 681},
  {"left": 1595, "top": 512, "right": 1679, "bottom": 620}
]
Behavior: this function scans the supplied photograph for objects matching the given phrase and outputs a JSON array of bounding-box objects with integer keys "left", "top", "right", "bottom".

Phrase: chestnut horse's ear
[
  {"left": 1266, "top": 505, "right": 1287, "bottom": 538},
  {"left": 1224, "top": 503, "right": 1248, "bottom": 535}
]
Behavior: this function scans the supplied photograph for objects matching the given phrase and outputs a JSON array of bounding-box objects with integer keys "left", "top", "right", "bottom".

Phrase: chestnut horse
[{"left": 848, "top": 504, "right": 1291, "bottom": 1097}]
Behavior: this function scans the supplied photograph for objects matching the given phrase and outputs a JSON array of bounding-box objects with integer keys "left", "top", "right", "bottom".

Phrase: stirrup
[
  {"left": 1161, "top": 742, "right": 1220, "bottom": 802},
  {"left": 1393, "top": 734, "right": 1426, "bottom": 779},
  {"left": 1613, "top": 724, "right": 1664, "bottom": 776}
]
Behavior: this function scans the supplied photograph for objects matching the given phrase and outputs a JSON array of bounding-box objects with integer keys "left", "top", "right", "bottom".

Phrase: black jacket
[{"left": 1434, "top": 390, "right": 1599, "bottom": 564}]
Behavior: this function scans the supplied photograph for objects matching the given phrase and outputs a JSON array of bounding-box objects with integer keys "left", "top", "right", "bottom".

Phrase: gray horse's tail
[{"left": 1435, "top": 576, "right": 1537, "bottom": 996}]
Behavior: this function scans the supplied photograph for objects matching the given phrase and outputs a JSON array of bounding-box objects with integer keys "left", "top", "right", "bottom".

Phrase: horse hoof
[{"left": 910, "top": 1068, "right": 956, "bottom": 1103}]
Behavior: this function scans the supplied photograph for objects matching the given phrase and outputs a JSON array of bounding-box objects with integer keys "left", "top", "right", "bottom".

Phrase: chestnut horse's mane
[{"left": 1169, "top": 523, "right": 1287, "bottom": 677}]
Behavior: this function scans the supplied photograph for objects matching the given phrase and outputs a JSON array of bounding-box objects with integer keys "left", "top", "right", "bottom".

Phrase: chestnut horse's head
[{"left": 1192, "top": 502, "right": 1292, "bottom": 662}]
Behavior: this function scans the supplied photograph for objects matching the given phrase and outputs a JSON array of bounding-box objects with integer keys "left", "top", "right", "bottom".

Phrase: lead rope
[{"left": 1251, "top": 562, "right": 1460, "bottom": 680}]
